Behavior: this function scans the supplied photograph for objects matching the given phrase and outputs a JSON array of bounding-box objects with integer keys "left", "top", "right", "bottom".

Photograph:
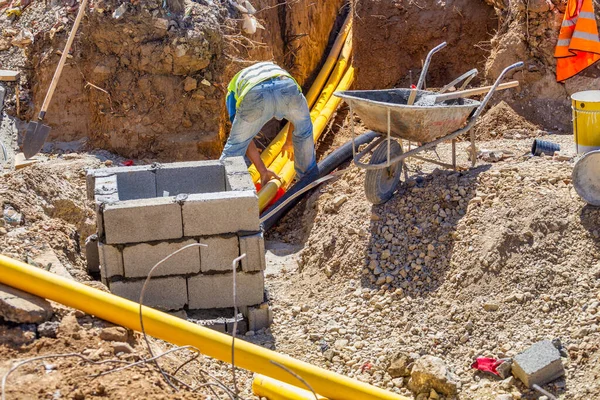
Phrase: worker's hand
[
  {"left": 259, "top": 168, "right": 281, "bottom": 186},
  {"left": 281, "top": 140, "right": 294, "bottom": 160}
]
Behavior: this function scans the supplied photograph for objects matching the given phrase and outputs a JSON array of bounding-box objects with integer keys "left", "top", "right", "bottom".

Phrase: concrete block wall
[{"left": 88, "top": 158, "right": 267, "bottom": 313}]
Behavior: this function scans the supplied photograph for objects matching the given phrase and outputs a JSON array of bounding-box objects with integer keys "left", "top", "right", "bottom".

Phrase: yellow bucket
[{"left": 572, "top": 90, "right": 600, "bottom": 154}]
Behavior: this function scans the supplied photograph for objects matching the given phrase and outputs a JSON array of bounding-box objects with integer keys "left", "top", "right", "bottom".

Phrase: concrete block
[
  {"left": 116, "top": 167, "right": 157, "bottom": 201},
  {"left": 188, "top": 272, "right": 264, "bottom": 309},
  {"left": 224, "top": 157, "right": 255, "bottom": 192},
  {"left": 512, "top": 340, "right": 565, "bottom": 387},
  {"left": 110, "top": 276, "right": 187, "bottom": 311},
  {"left": 103, "top": 197, "right": 183, "bottom": 244},
  {"left": 98, "top": 242, "right": 124, "bottom": 278},
  {"left": 156, "top": 161, "right": 226, "bottom": 197},
  {"left": 182, "top": 191, "right": 260, "bottom": 236},
  {"left": 85, "top": 234, "right": 100, "bottom": 274},
  {"left": 86, "top": 170, "right": 96, "bottom": 200},
  {"left": 247, "top": 303, "right": 273, "bottom": 331},
  {"left": 122, "top": 239, "right": 200, "bottom": 278},
  {"left": 239, "top": 232, "right": 265, "bottom": 272},
  {"left": 94, "top": 174, "right": 119, "bottom": 205},
  {"left": 199, "top": 235, "right": 239, "bottom": 273}
]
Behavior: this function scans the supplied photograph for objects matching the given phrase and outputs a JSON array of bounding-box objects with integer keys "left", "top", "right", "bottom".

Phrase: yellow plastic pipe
[
  {"left": 0, "top": 254, "right": 407, "bottom": 400},
  {"left": 248, "top": 16, "right": 353, "bottom": 183},
  {"left": 257, "top": 66, "right": 355, "bottom": 211},
  {"left": 253, "top": 374, "right": 329, "bottom": 400},
  {"left": 267, "top": 35, "right": 353, "bottom": 178}
]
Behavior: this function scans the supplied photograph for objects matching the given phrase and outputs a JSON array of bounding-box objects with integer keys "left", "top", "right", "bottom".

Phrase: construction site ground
[
  {"left": 1, "top": 112, "right": 599, "bottom": 399},
  {"left": 2, "top": 0, "right": 600, "bottom": 398}
]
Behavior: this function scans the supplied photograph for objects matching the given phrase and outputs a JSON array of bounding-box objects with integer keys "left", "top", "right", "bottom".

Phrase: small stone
[
  {"left": 388, "top": 352, "right": 413, "bottom": 378},
  {"left": 38, "top": 321, "right": 60, "bottom": 338},
  {"left": 111, "top": 342, "right": 134, "bottom": 354},
  {"left": 381, "top": 250, "right": 391, "bottom": 260},
  {"left": 407, "top": 355, "right": 458, "bottom": 396},
  {"left": 497, "top": 359, "right": 512, "bottom": 379},
  {"left": 483, "top": 303, "right": 499, "bottom": 312},
  {"left": 291, "top": 306, "right": 301, "bottom": 316},
  {"left": 0, "top": 283, "right": 53, "bottom": 324},
  {"left": 430, "top": 388, "right": 439, "bottom": 399},
  {"left": 104, "top": 160, "right": 113, "bottom": 167},
  {"left": 183, "top": 77, "right": 197, "bottom": 92},
  {"left": 460, "top": 333, "right": 469, "bottom": 343},
  {"left": 100, "top": 326, "right": 129, "bottom": 342},
  {"left": 496, "top": 394, "right": 513, "bottom": 400},
  {"left": 245, "top": 330, "right": 255, "bottom": 336}
]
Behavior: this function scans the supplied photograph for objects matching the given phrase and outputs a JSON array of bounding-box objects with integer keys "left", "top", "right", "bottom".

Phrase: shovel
[{"left": 23, "top": 0, "right": 88, "bottom": 159}]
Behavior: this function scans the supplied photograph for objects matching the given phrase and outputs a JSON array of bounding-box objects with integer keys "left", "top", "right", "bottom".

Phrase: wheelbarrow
[{"left": 334, "top": 57, "right": 524, "bottom": 204}]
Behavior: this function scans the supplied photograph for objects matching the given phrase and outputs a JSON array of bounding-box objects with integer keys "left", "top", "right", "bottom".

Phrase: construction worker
[{"left": 220, "top": 62, "right": 317, "bottom": 185}]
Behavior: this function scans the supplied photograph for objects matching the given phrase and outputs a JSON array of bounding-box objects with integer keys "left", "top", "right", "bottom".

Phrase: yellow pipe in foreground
[
  {"left": 0, "top": 254, "right": 407, "bottom": 400},
  {"left": 258, "top": 66, "right": 355, "bottom": 211},
  {"left": 267, "top": 34, "right": 353, "bottom": 178},
  {"left": 248, "top": 15, "right": 353, "bottom": 183},
  {"left": 253, "top": 374, "right": 329, "bottom": 400}
]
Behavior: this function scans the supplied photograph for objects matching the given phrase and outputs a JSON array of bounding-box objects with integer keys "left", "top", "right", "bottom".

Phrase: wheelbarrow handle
[
  {"left": 469, "top": 61, "right": 524, "bottom": 123},
  {"left": 416, "top": 42, "right": 447, "bottom": 90}
]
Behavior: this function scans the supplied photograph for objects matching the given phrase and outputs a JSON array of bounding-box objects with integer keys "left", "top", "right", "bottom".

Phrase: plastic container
[{"left": 572, "top": 90, "right": 600, "bottom": 154}]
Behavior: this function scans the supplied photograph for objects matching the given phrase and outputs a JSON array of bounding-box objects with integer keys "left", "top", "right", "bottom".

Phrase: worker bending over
[{"left": 220, "top": 62, "right": 317, "bottom": 185}]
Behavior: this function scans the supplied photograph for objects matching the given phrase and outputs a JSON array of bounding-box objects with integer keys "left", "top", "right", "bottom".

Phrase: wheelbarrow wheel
[{"left": 364, "top": 139, "right": 403, "bottom": 205}]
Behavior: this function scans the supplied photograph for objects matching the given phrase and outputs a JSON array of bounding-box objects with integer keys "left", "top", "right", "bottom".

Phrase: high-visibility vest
[
  {"left": 555, "top": 0, "right": 600, "bottom": 81},
  {"left": 227, "top": 62, "right": 300, "bottom": 107}
]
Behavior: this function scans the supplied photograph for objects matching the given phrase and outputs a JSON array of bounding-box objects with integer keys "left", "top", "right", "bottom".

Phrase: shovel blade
[{"left": 23, "top": 121, "right": 51, "bottom": 159}]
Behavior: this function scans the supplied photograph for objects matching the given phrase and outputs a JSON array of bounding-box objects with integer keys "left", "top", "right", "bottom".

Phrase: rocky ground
[{"left": 1, "top": 119, "right": 599, "bottom": 399}]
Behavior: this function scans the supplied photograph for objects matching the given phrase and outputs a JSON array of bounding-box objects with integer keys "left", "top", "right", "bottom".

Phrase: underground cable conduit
[
  {"left": 257, "top": 66, "right": 355, "bottom": 211},
  {"left": 248, "top": 15, "right": 353, "bottom": 182},
  {"left": 261, "top": 130, "right": 380, "bottom": 230},
  {"left": 253, "top": 374, "right": 329, "bottom": 400},
  {"left": 266, "top": 34, "right": 353, "bottom": 179},
  {"left": 0, "top": 254, "right": 408, "bottom": 400}
]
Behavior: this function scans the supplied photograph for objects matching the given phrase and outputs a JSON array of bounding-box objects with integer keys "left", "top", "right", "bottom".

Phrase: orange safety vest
[{"left": 555, "top": 0, "right": 600, "bottom": 81}]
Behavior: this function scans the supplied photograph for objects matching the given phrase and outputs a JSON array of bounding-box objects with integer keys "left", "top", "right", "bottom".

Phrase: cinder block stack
[{"left": 87, "top": 158, "right": 267, "bottom": 314}]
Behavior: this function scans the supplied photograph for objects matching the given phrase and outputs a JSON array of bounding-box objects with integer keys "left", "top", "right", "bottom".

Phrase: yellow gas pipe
[
  {"left": 252, "top": 374, "right": 329, "bottom": 399},
  {"left": 257, "top": 65, "right": 355, "bottom": 211},
  {"left": 0, "top": 254, "right": 407, "bottom": 400},
  {"left": 248, "top": 15, "right": 353, "bottom": 183}
]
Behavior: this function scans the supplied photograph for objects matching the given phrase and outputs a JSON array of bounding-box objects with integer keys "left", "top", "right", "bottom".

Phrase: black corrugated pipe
[{"left": 261, "top": 130, "right": 379, "bottom": 231}]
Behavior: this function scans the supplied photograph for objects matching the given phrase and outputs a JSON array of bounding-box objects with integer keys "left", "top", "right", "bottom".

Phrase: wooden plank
[
  {"left": 0, "top": 69, "right": 20, "bottom": 82},
  {"left": 14, "top": 152, "right": 38, "bottom": 169}
]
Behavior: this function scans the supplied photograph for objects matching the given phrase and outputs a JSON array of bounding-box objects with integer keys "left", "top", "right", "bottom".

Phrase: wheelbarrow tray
[{"left": 335, "top": 88, "right": 480, "bottom": 143}]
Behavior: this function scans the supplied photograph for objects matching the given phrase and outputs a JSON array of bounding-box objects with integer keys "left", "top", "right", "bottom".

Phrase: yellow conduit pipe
[
  {"left": 0, "top": 254, "right": 408, "bottom": 400},
  {"left": 266, "top": 34, "right": 353, "bottom": 179},
  {"left": 248, "top": 16, "right": 353, "bottom": 183},
  {"left": 252, "top": 374, "right": 329, "bottom": 399},
  {"left": 257, "top": 66, "right": 355, "bottom": 211}
]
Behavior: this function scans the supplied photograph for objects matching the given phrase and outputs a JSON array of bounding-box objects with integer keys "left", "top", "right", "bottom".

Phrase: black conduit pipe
[{"left": 262, "top": 130, "right": 379, "bottom": 231}]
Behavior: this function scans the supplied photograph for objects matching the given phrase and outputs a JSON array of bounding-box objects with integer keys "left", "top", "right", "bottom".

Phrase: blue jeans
[{"left": 220, "top": 78, "right": 317, "bottom": 179}]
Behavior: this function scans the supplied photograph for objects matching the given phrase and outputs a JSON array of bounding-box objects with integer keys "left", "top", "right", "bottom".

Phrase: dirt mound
[
  {"left": 473, "top": 101, "right": 542, "bottom": 140},
  {"left": 267, "top": 133, "right": 600, "bottom": 399},
  {"left": 0, "top": 154, "right": 108, "bottom": 280}
]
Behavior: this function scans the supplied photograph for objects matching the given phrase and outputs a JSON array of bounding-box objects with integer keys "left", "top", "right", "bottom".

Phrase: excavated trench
[{"left": 14, "top": 0, "right": 600, "bottom": 161}]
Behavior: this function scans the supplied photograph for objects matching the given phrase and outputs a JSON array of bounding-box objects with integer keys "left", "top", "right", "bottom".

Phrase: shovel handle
[
  {"left": 38, "top": 0, "right": 88, "bottom": 121},
  {"left": 434, "top": 80, "right": 520, "bottom": 103}
]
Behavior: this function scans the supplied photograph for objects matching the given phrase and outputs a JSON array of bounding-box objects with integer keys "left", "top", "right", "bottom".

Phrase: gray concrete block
[
  {"left": 239, "top": 232, "right": 265, "bottom": 272},
  {"left": 103, "top": 197, "right": 183, "bottom": 244},
  {"left": 109, "top": 276, "right": 187, "bottom": 311},
  {"left": 247, "top": 303, "right": 272, "bottom": 331},
  {"left": 199, "top": 235, "right": 239, "bottom": 273},
  {"left": 98, "top": 242, "right": 124, "bottom": 279},
  {"left": 188, "top": 272, "right": 264, "bottom": 309},
  {"left": 122, "top": 239, "right": 200, "bottom": 278},
  {"left": 156, "top": 161, "right": 226, "bottom": 197},
  {"left": 86, "top": 170, "right": 96, "bottom": 200},
  {"left": 116, "top": 168, "right": 157, "bottom": 201},
  {"left": 182, "top": 191, "right": 260, "bottom": 236},
  {"left": 224, "top": 157, "right": 255, "bottom": 192},
  {"left": 512, "top": 340, "right": 565, "bottom": 387},
  {"left": 85, "top": 234, "right": 100, "bottom": 274}
]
